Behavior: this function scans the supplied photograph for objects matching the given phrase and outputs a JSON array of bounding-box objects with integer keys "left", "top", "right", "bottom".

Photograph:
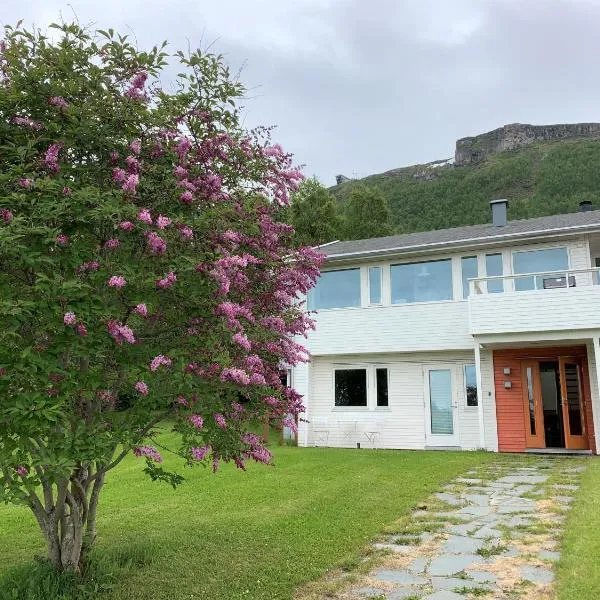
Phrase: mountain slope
[{"left": 330, "top": 138, "right": 600, "bottom": 235}]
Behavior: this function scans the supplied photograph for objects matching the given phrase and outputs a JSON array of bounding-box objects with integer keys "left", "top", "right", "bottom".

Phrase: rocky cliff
[{"left": 455, "top": 122, "right": 600, "bottom": 166}]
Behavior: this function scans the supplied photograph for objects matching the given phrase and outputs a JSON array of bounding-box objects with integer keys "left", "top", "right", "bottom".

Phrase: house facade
[{"left": 292, "top": 200, "right": 600, "bottom": 454}]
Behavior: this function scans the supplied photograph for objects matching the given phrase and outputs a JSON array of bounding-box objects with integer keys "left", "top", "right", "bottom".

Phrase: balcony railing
[
  {"left": 468, "top": 267, "right": 600, "bottom": 336},
  {"left": 469, "top": 267, "right": 600, "bottom": 296}
]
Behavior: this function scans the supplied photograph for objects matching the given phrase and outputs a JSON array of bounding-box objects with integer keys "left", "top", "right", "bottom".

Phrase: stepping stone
[
  {"left": 448, "top": 523, "right": 476, "bottom": 536},
  {"left": 553, "top": 495, "right": 574, "bottom": 503},
  {"left": 408, "top": 557, "right": 428, "bottom": 573},
  {"left": 539, "top": 550, "right": 561, "bottom": 561},
  {"left": 520, "top": 565, "right": 554, "bottom": 584},
  {"left": 435, "top": 492, "right": 463, "bottom": 506},
  {"left": 429, "top": 554, "right": 481, "bottom": 576},
  {"left": 443, "top": 535, "right": 485, "bottom": 553},
  {"left": 463, "top": 494, "right": 490, "bottom": 506},
  {"left": 563, "top": 466, "right": 586, "bottom": 473},
  {"left": 471, "top": 526, "right": 501, "bottom": 539},
  {"left": 468, "top": 570, "right": 498, "bottom": 583},
  {"left": 355, "top": 586, "right": 385, "bottom": 597},
  {"left": 374, "top": 569, "right": 427, "bottom": 585},
  {"left": 388, "top": 590, "right": 427, "bottom": 600},
  {"left": 552, "top": 484, "right": 578, "bottom": 491},
  {"left": 498, "top": 499, "right": 536, "bottom": 514},
  {"left": 458, "top": 506, "right": 492, "bottom": 517},
  {"left": 430, "top": 576, "right": 493, "bottom": 591},
  {"left": 503, "top": 545, "right": 521, "bottom": 557},
  {"left": 424, "top": 591, "right": 465, "bottom": 600},
  {"left": 502, "top": 516, "right": 533, "bottom": 527},
  {"left": 488, "top": 482, "right": 515, "bottom": 489},
  {"left": 497, "top": 475, "right": 548, "bottom": 484},
  {"left": 456, "top": 478, "right": 483, "bottom": 484},
  {"left": 511, "top": 484, "right": 534, "bottom": 495},
  {"left": 373, "top": 542, "right": 413, "bottom": 553}
]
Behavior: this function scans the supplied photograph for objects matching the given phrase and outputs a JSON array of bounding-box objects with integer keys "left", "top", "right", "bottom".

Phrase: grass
[
  {"left": 0, "top": 428, "right": 491, "bottom": 600},
  {"left": 556, "top": 459, "right": 600, "bottom": 600}
]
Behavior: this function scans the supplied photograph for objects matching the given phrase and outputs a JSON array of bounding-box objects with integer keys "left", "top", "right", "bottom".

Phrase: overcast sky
[{"left": 4, "top": 0, "right": 600, "bottom": 184}]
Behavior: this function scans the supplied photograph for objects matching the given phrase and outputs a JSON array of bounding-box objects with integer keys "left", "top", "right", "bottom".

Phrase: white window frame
[
  {"left": 463, "top": 364, "right": 478, "bottom": 409},
  {"left": 390, "top": 257, "right": 455, "bottom": 305},
  {"left": 367, "top": 265, "right": 383, "bottom": 306},
  {"left": 511, "top": 245, "right": 571, "bottom": 283},
  {"left": 460, "top": 255, "right": 478, "bottom": 300},
  {"left": 332, "top": 364, "right": 390, "bottom": 410},
  {"left": 308, "top": 267, "right": 362, "bottom": 311}
]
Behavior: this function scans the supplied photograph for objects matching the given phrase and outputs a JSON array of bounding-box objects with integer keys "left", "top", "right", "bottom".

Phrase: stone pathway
[{"left": 297, "top": 456, "right": 588, "bottom": 600}]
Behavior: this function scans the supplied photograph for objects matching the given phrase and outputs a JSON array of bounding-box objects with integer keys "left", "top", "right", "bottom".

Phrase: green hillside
[{"left": 330, "top": 138, "right": 600, "bottom": 234}]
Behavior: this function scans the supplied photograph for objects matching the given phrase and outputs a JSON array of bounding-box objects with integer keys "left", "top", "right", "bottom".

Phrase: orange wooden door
[
  {"left": 559, "top": 357, "right": 589, "bottom": 450},
  {"left": 521, "top": 360, "right": 546, "bottom": 448}
]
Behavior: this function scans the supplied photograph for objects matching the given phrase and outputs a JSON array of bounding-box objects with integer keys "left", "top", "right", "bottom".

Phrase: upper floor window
[
  {"left": 461, "top": 256, "right": 478, "bottom": 298},
  {"left": 391, "top": 259, "right": 453, "bottom": 304},
  {"left": 513, "top": 247, "right": 569, "bottom": 291},
  {"left": 308, "top": 268, "right": 361, "bottom": 310},
  {"left": 368, "top": 266, "right": 382, "bottom": 305},
  {"left": 485, "top": 253, "right": 504, "bottom": 293}
]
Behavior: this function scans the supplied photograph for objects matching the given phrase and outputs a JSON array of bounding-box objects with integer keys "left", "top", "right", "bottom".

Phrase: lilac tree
[{"left": 0, "top": 22, "right": 322, "bottom": 572}]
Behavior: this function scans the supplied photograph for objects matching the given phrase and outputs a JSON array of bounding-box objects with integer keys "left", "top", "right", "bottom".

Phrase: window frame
[
  {"left": 390, "top": 258, "right": 454, "bottom": 305},
  {"left": 307, "top": 267, "right": 362, "bottom": 311},
  {"left": 375, "top": 366, "right": 390, "bottom": 409},
  {"left": 485, "top": 252, "right": 504, "bottom": 294},
  {"left": 332, "top": 366, "right": 369, "bottom": 410},
  {"left": 511, "top": 246, "right": 571, "bottom": 292},
  {"left": 367, "top": 265, "right": 383, "bottom": 306},
  {"left": 463, "top": 364, "right": 478, "bottom": 408},
  {"left": 461, "top": 256, "right": 478, "bottom": 300}
]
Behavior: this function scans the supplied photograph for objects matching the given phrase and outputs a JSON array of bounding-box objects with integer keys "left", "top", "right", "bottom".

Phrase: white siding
[{"left": 301, "top": 351, "right": 496, "bottom": 451}]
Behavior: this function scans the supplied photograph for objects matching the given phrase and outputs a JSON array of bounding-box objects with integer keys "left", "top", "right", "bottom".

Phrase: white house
[{"left": 292, "top": 199, "right": 600, "bottom": 454}]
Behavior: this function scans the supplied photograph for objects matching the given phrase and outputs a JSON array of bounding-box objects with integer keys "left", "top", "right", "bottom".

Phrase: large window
[
  {"left": 461, "top": 256, "right": 478, "bottom": 298},
  {"left": 485, "top": 253, "right": 504, "bottom": 293},
  {"left": 391, "top": 259, "right": 453, "bottom": 304},
  {"left": 513, "top": 247, "right": 569, "bottom": 291},
  {"left": 376, "top": 368, "right": 389, "bottom": 407},
  {"left": 464, "top": 365, "right": 478, "bottom": 407},
  {"left": 308, "top": 268, "right": 361, "bottom": 310},
  {"left": 368, "top": 266, "right": 382, "bottom": 305},
  {"left": 334, "top": 369, "right": 367, "bottom": 407}
]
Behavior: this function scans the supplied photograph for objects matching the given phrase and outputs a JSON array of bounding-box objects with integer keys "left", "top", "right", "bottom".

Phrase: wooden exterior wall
[{"left": 493, "top": 346, "right": 596, "bottom": 453}]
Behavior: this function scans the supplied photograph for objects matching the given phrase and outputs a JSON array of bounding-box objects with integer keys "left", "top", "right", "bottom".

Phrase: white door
[{"left": 424, "top": 366, "right": 459, "bottom": 446}]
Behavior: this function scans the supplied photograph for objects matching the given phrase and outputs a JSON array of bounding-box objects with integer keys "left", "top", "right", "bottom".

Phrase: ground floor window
[
  {"left": 376, "top": 368, "right": 389, "bottom": 407},
  {"left": 464, "top": 364, "right": 478, "bottom": 407},
  {"left": 334, "top": 369, "right": 367, "bottom": 407}
]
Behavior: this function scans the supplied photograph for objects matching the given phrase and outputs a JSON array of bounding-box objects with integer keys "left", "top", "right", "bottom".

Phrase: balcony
[{"left": 468, "top": 268, "right": 600, "bottom": 336}]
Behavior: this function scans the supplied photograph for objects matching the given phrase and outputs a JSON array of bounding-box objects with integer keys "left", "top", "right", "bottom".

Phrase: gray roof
[{"left": 320, "top": 209, "right": 600, "bottom": 261}]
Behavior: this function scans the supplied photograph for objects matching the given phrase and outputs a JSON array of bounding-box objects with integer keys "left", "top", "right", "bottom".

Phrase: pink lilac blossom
[
  {"left": 189, "top": 414, "right": 204, "bottom": 430},
  {"left": 150, "top": 354, "right": 172, "bottom": 371},
  {"left": 122, "top": 174, "right": 139, "bottom": 194},
  {"left": 1, "top": 208, "right": 13, "bottom": 223},
  {"left": 190, "top": 446, "right": 210, "bottom": 461},
  {"left": 107, "top": 320, "right": 136, "bottom": 345},
  {"left": 176, "top": 396, "right": 189, "bottom": 407},
  {"left": 15, "top": 466, "right": 28, "bottom": 477},
  {"left": 175, "top": 137, "right": 192, "bottom": 158},
  {"left": 110, "top": 151, "right": 120, "bottom": 164},
  {"left": 156, "top": 215, "right": 171, "bottom": 229},
  {"left": 104, "top": 239, "right": 120, "bottom": 249},
  {"left": 156, "top": 271, "right": 176, "bottom": 289},
  {"left": 112, "top": 168, "right": 127, "bottom": 183},
  {"left": 134, "top": 381, "right": 149, "bottom": 395},
  {"left": 173, "top": 165, "right": 188, "bottom": 178},
  {"left": 146, "top": 231, "right": 167, "bottom": 255},
  {"left": 221, "top": 230, "right": 243, "bottom": 244},
  {"left": 214, "top": 413, "right": 227, "bottom": 429},
  {"left": 130, "top": 139, "right": 142, "bottom": 155},
  {"left": 44, "top": 143, "right": 62, "bottom": 173},
  {"left": 232, "top": 332, "right": 252, "bottom": 351},
  {"left": 107, "top": 275, "right": 127, "bottom": 288},
  {"left": 137, "top": 208, "right": 152, "bottom": 224},
  {"left": 134, "top": 303, "right": 148, "bottom": 317},
  {"left": 220, "top": 367, "right": 250, "bottom": 386},
  {"left": 62, "top": 186, "right": 72, "bottom": 196},
  {"left": 177, "top": 224, "right": 193, "bottom": 240},
  {"left": 19, "top": 178, "right": 34, "bottom": 189},
  {"left": 12, "top": 116, "right": 42, "bottom": 130},
  {"left": 48, "top": 96, "right": 68, "bottom": 109},
  {"left": 249, "top": 373, "right": 267, "bottom": 385},
  {"left": 119, "top": 221, "right": 135, "bottom": 231},
  {"left": 63, "top": 312, "right": 77, "bottom": 325},
  {"left": 180, "top": 190, "right": 193, "bottom": 204},
  {"left": 125, "top": 155, "right": 140, "bottom": 173},
  {"left": 77, "top": 260, "right": 100, "bottom": 273},
  {"left": 76, "top": 323, "right": 88, "bottom": 337},
  {"left": 133, "top": 445, "right": 162, "bottom": 463}
]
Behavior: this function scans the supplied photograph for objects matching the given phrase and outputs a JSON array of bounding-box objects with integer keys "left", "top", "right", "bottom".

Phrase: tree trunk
[{"left": 30, "top": 468, "right": 106, "bottom": 573}]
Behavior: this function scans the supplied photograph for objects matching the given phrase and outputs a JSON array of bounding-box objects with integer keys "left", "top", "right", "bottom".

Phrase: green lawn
[
  {"left": 0, "top": 431, "right": 490, "bottom": 600},
  {"left": 557, "top": 458, "right": 600, "bottom": 600}
]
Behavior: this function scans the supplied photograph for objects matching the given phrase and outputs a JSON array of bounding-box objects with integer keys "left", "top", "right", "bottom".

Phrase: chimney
[
  {"left": 490, "top": 199, "right": 509, "bottom": 227},
  {"left": 579, "top": 200, "right": 593, "bottom": 212}
]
